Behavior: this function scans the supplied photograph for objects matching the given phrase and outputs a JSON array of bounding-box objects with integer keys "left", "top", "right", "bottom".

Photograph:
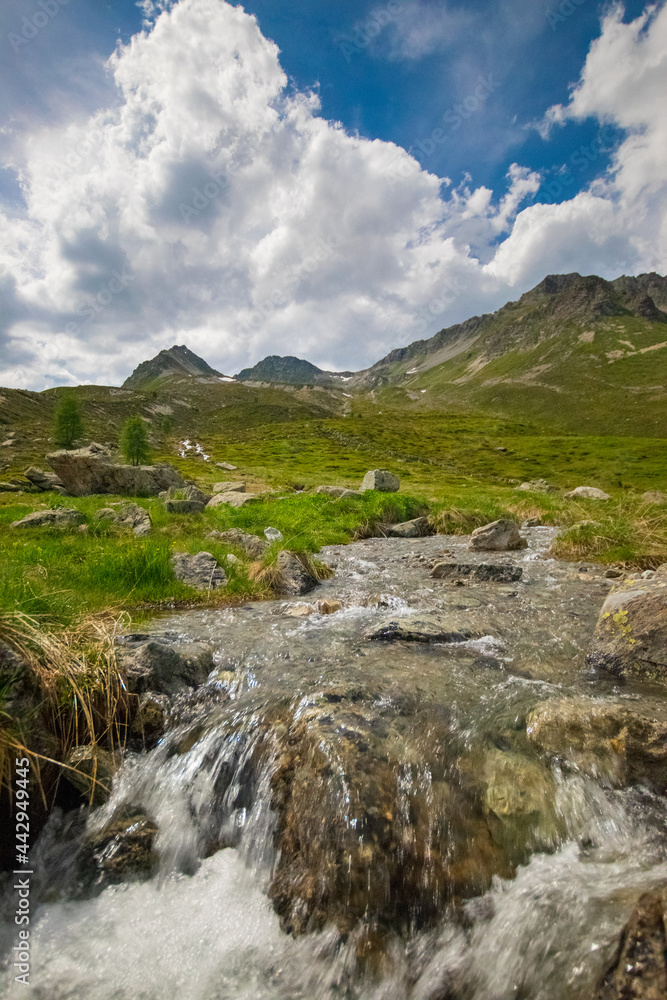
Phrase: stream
[{"left": 2, "top": 527, "right": 667, "bottom": 999}]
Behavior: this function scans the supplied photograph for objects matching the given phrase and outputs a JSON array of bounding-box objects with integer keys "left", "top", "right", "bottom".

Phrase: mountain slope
[
  {"left": 123, "top": 345, "right": 224, "bottom": 388},
  {"left": 236, "top": 355, "right": 354, "bottom": 386}
]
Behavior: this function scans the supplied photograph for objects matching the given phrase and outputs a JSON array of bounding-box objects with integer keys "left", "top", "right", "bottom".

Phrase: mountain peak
[
  {"left": 122, "top": 344, "right": 222, "bottom": 388},
  {"left": 235, "top": 355, "right": 354, "bottom": 385}
]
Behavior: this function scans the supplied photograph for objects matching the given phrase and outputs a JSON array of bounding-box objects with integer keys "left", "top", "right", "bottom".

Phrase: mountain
[
  {"left": 235, "top": 355, "right": 354, "bottom": 386},
  {"left": 122, "top": 344, "right": 224, "bottom": 389}
]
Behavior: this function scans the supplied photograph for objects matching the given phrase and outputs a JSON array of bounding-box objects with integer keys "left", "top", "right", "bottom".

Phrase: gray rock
[
  {"left": 47, "top": 445, "right": 186, "bottom": 497},
  {"left": 469, "top": 519, "right": 527, "bottom": 551},
  {"left": 386, "top": 517, "right": 433, "bottom": 538},
  {"left": 65, "top": 745, "right": 118, "bottom": 806},
  {"left": 515, "top": 479, "right": 559, "bottom": 494},
  {"left": 24, "top": 466, "right": 65, "bottom": 492},
  {"left": 11, "top": 508, "right": 86, "bottom": 529},
  {"left": 206, "top": 527, "right": 269, "bottom": 559},
  {"left": 360, "top": 469, "right": 400, "bottom": 492},
  {"left": 131, "top": 692, "right": 170, "bottom": 745},
  {"left": 0, "top": 482, "right": 21, "bottom": 492},
  {"left": 316, "top": 485, "right": 348, "bottom": 497},
  {"left": 95, "top": 502, "right": 151, "bottom": 536},
  {"left": 119, "top": 638, "right": 215, "bottom": 694},
  {"left": 215, "top": 462, "right": 238, "bottom": 471},
  {"left": 591, "top": 888, "right": 667, "bottom": 1000},
  {"left": 366, "top": 612, "right": 479, "bottom": 643},
  {"left": 274, "top": 550, "right": 319, "bottom": 596},
  {"left": 432, "top": 562, "right": 523, "bottom": 583},
  {"left": 586, "top": 576, "right": 667, "bottom": 682},
  {"left": 164, "top": 499, "right": 206, "bottom": 514},
  {"left": 171, "top": 551, "right": 227, "bottom": 590},
  {"left": 206, "top": 492, "right": 261, "bottom": 508},
  {"left": 212, "top": 481, "right": 245, "bottom": 494},
  {"left": 565, "top": 486, "right": 611, "bottom": 499}
]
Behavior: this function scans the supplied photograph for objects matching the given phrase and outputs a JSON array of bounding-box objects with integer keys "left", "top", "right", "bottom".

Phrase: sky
[{"left": 0, "top": 0, "right": 665, "bottom": 388}]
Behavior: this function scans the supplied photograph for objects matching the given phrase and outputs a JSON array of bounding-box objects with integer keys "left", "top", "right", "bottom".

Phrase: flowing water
[{"left": 2, "top": 528, "right": 667, "bottom": 999}]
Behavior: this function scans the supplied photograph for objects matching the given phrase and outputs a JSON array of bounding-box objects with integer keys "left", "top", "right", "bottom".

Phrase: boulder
[
  {"left": 212, "top": 481, "right": 245, "bottom": 493},
  {"left": 119, "top": 638, "right": 214, "bottom": 694},
  {"left": 366, "top": 612, "right": 479, "bottom": 643},
  {"left": 642, "top": 491, "right": 666, "bottom": 504},
  {"left": 23, "top": 467, "right": 66, "bottom": 492},
  {"left": 565, "top": 486, "right": 611, "bottom": 500},
  {"left": 592, "top": 888, "right": 667, "bottom": 999},
  {"left": 206, "top": 492, "right": 261, "bottom": 508},
  {"left": 171, "top": 551, "right": 227, "bottom": 591},
  {"left": 386, "top": 517, "right": 433, "bottom": 538},
  {"left": 468, "top": 520, "right": 528, "bottom": 551},
  {"left": 83, "top": 813, "right": 158, "bottom": 883},
  {"left": 527, "top": 696, "right": 667, "bottom": 788},
  {"left": 360, "top": 469, "right": 400, "bottom": 493},
  {"left": 432, "top": 562, "right": 523, "bottom": 583},
  {"left": 515, "top": 479, "right": 559, "bottom": 494},
  {"left": 215, "top": 462, "right": 238, "bottom": 471},
  {"left": 316, "top": 485, "right": 348, "bottom": 497},
  {"left": 47, "top": 445, "right": 186, "bottom": 497},
  {"left": 0, "top": 482, "right": 21, "bottom": 492},
  {"left": 131, "top": 692, "right": 170, "bottom": 744},
  {"left": 272, "top": 551, "right": 320, "bottom": 596},
  {"left": 94, "top": 502, "right": 151, "bottom": 536},
  {"left": 164, "top": 499, "right": 206, "bottom": 514},
  {"left": 206, "top": 527, "right": 269, "bottom": 559},
  {"left": 586, "top": 576, "right": 667, "bottom": 682},
  {"left": 65, "top": 745, "right": 118, "bottom": 806},
  {"left": 11, "top": 508, "right": 86, "bottom": 529}
]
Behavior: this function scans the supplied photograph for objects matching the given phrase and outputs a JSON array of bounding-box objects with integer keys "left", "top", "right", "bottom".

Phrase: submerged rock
[
  {"left": 11, "top": 508, "right": 86, "bottom": 529},
  {"left": 366, "top": 612, "right": 479, "bottom": 643},
  {"left": 432, "top": 562, "right": 523, "bottom": 583},
  {"left": 527, "top": 696, "right": 667, "bottom": 788},
  {"left": 119, "top": 638, "right": 214, "bottom": 694},
  {"left": 468, "top": 520, "right": 528, "bottom": 551},
  {"left": 171, "top": 551, "right": 227, "bottom": 591},
  {"left": 586, "top": 577, "right": 667, "bottom": 682},
  {"left": 84, "top": 813, "right": 159, "bottom": 884},
  {"left": 592, "top": 887, "right": 667, "bottom": 999},
  {"left": 360, "top": 469, "right": 400, "bottom": 492}
]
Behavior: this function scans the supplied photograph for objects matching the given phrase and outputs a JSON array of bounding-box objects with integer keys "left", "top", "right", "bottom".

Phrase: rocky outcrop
[
  {"left": 592, "top": 888, "right": 667, "bottom": 999},
  {"left": 527, "top": 696, "right": 667, "bottom": 788},
  {"left": 468, "top": 520, "right": 527, "bottom": 551},
  {"left": 366, "top": 612, "right": 479, "bottom": 643},
  {"left": 94, "top": 502, "right": 151, "bottom": 536},
  {"left": 432, "top": 562, "right": 523, "bottom": 583},
  {"left": 206, "top": 527, "right": 269, "bottom": 559},
  {"left": 118, "top": 637, "right": 214, "bottom": 694},
  {"left": 360, "top": 470, "right": 400, "bottom": 492},
  {"left": 206, "top": 492, "right": 261, "bottom": 508},
  {"left": 386, "top": 517, "right": 433, "bottom": 538},
  {"left": 24, "top": 466, "right": 66, "bottom": 492},
  {"left": 171, "top": 551, "right": 227, "bottom": 591},
  {"left": 11, "top": 508, "right": 86, "bottom": 529},
  {"left": 586, "top": 576, "right": 667, "bottom": 682},
  {"left": 566, "top": 486, "right": 612, "bottom": 499},
  {"left": 47, "top": 445, "right": 186, "bottom": 497},
  {"left": 273, "top": 551, "right": 320, "bottom": 596}
]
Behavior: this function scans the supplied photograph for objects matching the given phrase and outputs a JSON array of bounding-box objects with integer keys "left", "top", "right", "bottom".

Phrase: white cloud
[{"left": 0, "top": 0, "right": 665, "bottom": 389}]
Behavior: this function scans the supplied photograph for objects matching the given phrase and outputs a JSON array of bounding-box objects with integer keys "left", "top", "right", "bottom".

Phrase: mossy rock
[{"left": 586, "top": 578, "right": 667, "bottom": 682}]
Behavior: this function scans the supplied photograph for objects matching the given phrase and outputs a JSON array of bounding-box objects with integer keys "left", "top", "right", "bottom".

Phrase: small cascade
[{"left": 2, "top": 530, "right": 667, "bottom": 999}]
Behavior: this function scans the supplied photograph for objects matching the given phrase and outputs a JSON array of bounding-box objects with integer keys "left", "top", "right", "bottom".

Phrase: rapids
[{"left": 2, "top": 527, "right": 667, "bottom": 999}]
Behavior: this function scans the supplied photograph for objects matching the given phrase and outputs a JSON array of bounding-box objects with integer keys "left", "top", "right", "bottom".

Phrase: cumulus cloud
[{"left": 0, "top": 0, "right": 665, "bottom": 388}]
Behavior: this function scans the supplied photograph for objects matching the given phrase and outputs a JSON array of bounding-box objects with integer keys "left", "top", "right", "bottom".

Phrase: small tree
[
  {"left": 53, "top": 393, "right": 84, "bottom": 448},
  {"left": 120, "top": 416, "right": 151, "bottom": 467}
]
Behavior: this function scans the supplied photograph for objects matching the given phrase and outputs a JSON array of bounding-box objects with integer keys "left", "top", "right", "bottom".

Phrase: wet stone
[{"left": 366, "top": 612, "right": 481, "bottom": 643}]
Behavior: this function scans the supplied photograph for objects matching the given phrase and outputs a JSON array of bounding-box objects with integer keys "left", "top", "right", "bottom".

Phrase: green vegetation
[
  {"left": 53, "top": 393, "right": 84, "bottom": 448},
  {"left": 120, "top": 416, "right": 151, "bottom": 466}
]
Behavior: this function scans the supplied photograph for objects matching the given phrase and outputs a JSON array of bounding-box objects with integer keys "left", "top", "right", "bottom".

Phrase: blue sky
[{"left": 0, "top": 0, "right": 665, "bottom": 386}]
